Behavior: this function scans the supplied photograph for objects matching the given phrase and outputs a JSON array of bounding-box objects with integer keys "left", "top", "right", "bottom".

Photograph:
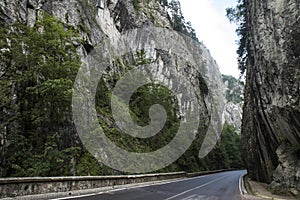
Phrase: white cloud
[{"left": 179, "top": 0, "right": 240, "bottom": 78}]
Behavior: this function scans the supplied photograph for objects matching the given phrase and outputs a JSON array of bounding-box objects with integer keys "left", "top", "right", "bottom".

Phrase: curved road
[{"left": 59, "top": 170, "right": 247, "bottom": 200}]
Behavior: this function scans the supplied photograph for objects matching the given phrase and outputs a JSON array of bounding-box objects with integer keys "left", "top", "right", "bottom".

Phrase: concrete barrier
[{"left": 0, "top": 172, "right": 186, "bottom": 198}]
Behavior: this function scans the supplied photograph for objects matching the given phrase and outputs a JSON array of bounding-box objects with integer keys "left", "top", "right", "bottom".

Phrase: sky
[{"left": 179, "top": 0, "right": 240, "bottom": 78}]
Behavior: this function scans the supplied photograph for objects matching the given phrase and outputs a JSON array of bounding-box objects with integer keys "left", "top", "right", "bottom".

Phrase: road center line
[
  {"left": 51, "top": 174, "right": 211, "bottom": 200},
  {"left": 165, "top": 175, "right": 229, "bottom": 200}
]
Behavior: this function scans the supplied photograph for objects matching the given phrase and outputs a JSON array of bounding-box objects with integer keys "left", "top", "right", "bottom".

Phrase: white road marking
[
  {"left": 239, "top": 172, "right": 247, "bottom": 195},
  {"left": 165, "top": 175, "right": 229, "bottom": 200},
  {"left": 51, "top": 174, "right": 211, "bottom": 200},
  {"left": 239, "top": 174, "right": 243, "bottom": 195},
  {"left": 53, "top": 193, "right": 100, "bottom": 200},
  {"left": 181, "top": 194, "right": 198, "bottom": 200}
]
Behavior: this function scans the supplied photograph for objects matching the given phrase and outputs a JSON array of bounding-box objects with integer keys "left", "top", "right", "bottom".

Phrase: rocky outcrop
[
  {"left": 242, "top": 0, "right": 300, "bottom": 196},
  {"left": 222, "top": 75, "right": 244, "bottom": 132},
  {"left": 0, "top": 0, "right": 226, "bottom": 176},
  {"left": 223, "top": 102, "right": 242, "bottom": 132}
]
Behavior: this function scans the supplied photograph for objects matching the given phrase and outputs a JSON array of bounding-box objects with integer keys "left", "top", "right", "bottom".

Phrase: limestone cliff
[
  {"left": 242, "top": 0, "right": 300, "bottom": 196},
  {"left": 0, "top": 0, "right": 226, "bottom": 176},
  {"left": 222, "top": 75, "right": 244, "bottom": 132},
  {"left": 223, "top": 102, "right": 242, "bottom": 132}
]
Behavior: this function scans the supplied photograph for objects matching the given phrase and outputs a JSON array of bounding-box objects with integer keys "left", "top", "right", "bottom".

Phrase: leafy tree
[
  {"left": 220, "top": 123, "right": 243, "bottom": 168},
  {"left": 76, "top": 150, "right": 118, "bottom": 176},
  {"left": 168, "top": 0, "right": 199, "bottom": 42},
  {"left": 0, "top": 7, "right": 245, "bottom": 177},
  {"left": 226, "top": 0, "right": 248, "bottom": 76},
  {"left": 132, "top": 0, "right": 142, "bottom": 11},
  {"left": 0, "top": 12, "right": 82, "bottom": 177},
  {"left": 200, "top": 123, "right": 244, "bottom": 170},
  {"left": 222, "top": 74, "right": 244, "bottom": 103}
]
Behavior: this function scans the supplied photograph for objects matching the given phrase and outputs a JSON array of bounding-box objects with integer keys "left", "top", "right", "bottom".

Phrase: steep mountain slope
[
  {"left": 222, "top": 75, "right": 243, "bottom": 132},
  {"left": 242, "top": 0, "right": 300, "bottom": 196},
  {"left": 0, "top": 0, "right": 230, "bottom": 176}
]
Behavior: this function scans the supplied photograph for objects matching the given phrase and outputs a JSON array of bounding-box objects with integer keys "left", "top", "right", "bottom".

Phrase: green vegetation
[
  {"left": 168, "top": 0, "right": 199, "bottom": 42},
  {"left": 219, "top": 123, "right": 243, "bottom": 168},
  {"left": 134, "top": 49, "right": 154, "bottom": 65},
  {"left": 226, "top": 0, "right": 248, "bottom": 76},
  {"left": 88, "top": 52, "right": 244, "bottom": 173},
  {"left": 133, "top": 0, "right": 199, "bottom": 41},
  {"left": 199, "top": 123, "right": 244, "bottom": 170},
  {"left": 0, "top": 12, "right": 82, "bottom": 177},
  {"left": 96, "top": 82, "right": 180, "bottom": 153},
  {"left": 222, "top": 75, "right": 244, "bottom": 103},
  {"left": 132, "top": 0, "right": 142, "bottom": 11},
  {"left": 0, "top": 9, "right": 244, "bottom": 176}
]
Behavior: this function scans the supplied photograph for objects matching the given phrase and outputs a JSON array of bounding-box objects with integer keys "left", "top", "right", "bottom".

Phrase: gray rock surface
[
  {"left": 223, "top": 102, "right": 242, "bottom": 132},
  {"left": 0, "top": 0, "right": 226, "bottom": 175},
  {"left": 242, "top": 0, "right": 300, "bottom": 196},
  {"left": 222, "top": 75, "right": 244, "bottom": 132}
]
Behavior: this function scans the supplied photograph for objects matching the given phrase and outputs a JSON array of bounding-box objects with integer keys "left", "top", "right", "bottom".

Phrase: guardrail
[
  {"left": 0, "top": 169, "right": 237, "bottom": 198},
  {"left": 0, "top": 172, "right": 186, "bottom": 198},
  {"left": 187, "top": 168, "right": 237, "bottom": 177}
]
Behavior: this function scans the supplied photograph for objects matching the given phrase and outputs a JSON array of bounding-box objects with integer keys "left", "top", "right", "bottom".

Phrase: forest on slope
[{"left": 0, "top": 0, "right": 243, "bottom": 177}]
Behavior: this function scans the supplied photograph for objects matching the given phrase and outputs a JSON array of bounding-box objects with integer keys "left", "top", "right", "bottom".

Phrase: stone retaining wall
[
  {"left": 0, "top": 169, "right": 234, "bottom": 198},
  {"left": 0, "top": 172, "right": 186, "bottom": 198}
]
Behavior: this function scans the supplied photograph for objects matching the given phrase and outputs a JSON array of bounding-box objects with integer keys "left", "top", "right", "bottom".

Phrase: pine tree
[
  {"left": 226, "top": 0, "right": 248, "bottom": 75},
  {"left": 168, "top": 0, "right": 199, "bottom": 42},
  {"left": 0, "top": 12, "right": 81, "bottom": 177}
]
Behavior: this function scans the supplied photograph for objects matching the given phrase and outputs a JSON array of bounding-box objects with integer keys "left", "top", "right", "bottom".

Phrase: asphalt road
[{"left": 62, "top": 170, "right": 247, "bottom": 200}]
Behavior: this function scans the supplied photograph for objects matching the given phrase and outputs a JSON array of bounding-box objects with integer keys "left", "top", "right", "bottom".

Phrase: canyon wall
[
  {"left": 242, "top": 0, "right": 300, "bottom": 196},
  {"left": 0, "top": 0, "right": 227, "bottom": 176}
]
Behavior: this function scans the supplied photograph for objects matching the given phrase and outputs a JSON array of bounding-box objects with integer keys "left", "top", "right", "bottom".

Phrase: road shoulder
[{"left": 243, "top": 176, "right": 297, "bottom": 200}]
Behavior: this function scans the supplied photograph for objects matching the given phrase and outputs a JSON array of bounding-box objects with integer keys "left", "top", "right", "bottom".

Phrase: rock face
[
  {"left": 0, "top": 0, "right": 226, "bottom": 176},
  {"left": 223, "top": 102, "right": 242, "bottom": 132},
  {"left": 242, "top": 0, "right": 300, "bottom": 196},
  {"left": 222, "top": 75, "right": 244, "bottom": 132}
]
